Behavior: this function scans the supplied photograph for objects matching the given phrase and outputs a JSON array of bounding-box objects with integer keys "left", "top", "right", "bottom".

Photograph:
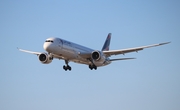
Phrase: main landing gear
[
  {"left": 63, "top": 60, "right": 72, "bottom": 71},
  {"left": 89, "top": 65, "right": 97, "bottom": 70},
  {"left": 62, "top": 59, "right": 97, "bottom": 71},
  {"left": 87, "top": 58, "right": 97, "bottom": 70}
]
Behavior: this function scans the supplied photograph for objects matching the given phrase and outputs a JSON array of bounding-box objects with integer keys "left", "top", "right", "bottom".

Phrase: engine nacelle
[
  {"left": 92, "top": 51, "right": 101, "bottom": 61},
  {"left": 38, "top": 53, "right": 52, "bottom": 64},
  {"left": 91, "top": 51, "right": 106, "bottom": 66}
]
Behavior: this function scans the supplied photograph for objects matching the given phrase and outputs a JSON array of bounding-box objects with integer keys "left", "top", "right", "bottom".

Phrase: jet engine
[
  {"left": 91, "top": 51, "right": 106, "bottom": 66},
  {"left": 38, "top": 53, "right": 53, "bottom": 64}
]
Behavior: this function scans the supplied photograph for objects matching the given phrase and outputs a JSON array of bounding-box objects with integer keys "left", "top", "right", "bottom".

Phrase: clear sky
[{"left": 0, "top": 0, "right": 180, "bottom": 110}]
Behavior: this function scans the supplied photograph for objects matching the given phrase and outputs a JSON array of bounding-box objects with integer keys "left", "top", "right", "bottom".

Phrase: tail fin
[{"left": 102, "top": 33, "right": 111, "bottom": 51}]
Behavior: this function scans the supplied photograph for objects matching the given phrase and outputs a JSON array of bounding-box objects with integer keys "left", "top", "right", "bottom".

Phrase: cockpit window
[{"left": 45, "top": 40, "right": 54, "bottom": 43}]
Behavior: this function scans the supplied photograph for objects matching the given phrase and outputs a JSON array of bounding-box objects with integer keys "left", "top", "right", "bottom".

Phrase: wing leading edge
[
  {"left": 18, "top": 48, "right": 65, "bottom": 59},
  {"left": 103, "top": 42, "right": 170, "bottom": 57},
  {"left": 17, "top": 48, "right": 41, "bottom": 55}
]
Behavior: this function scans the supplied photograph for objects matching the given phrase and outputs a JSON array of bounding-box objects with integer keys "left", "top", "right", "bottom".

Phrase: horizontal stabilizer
[{"left": 109, "top": 58, "right": 136, "bottom": 61}]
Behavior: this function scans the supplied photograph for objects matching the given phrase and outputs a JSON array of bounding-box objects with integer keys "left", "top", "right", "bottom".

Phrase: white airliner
[{"left": 18, "top": 33, "right": 170, "bottom": 71}]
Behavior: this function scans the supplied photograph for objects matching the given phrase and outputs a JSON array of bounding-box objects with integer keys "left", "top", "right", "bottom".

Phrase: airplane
[{"left": 18, "top": 33, "right": 170, "bottom": 71}]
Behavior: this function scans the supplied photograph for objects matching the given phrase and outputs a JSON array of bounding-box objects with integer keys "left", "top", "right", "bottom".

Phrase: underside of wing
[{"left": 103, "top": 42, "right": 170, "bottom": 57}]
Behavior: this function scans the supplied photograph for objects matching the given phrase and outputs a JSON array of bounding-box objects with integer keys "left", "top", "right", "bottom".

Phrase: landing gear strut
[
  {"left": 87, "top": 58, "right": 97, "bottom": 70},
  {"left": 63, "top": 60, "right": 72, "bottom": 71}
]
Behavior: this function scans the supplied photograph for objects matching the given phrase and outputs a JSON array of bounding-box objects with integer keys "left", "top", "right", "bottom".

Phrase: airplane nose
[{"left": 43, "top": 43, "right": 51, "bottom": 52}]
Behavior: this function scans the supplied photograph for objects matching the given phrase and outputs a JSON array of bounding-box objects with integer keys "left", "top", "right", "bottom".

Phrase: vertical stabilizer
[{"left": 102, "top": 33, "right": 111, "bottom": 51}]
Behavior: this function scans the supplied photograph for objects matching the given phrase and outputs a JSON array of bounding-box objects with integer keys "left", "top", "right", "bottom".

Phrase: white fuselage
[{"left": 43, "top": 37, "right": 111, "bottom": 66}]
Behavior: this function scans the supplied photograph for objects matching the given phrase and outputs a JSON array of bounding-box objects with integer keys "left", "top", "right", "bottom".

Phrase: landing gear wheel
[
  {"left": 63, "top": 65, "right": 66, "bottom": 69},
  {"left": 63, "top": 65, "right": 68, "bottom": 71},
  {"left": 63, "top": 65, "right": 72, "bottom": 71},
  {"left": 94, "top": 66, "right": 97, "bottom": 70},
  {"left": 89, "top": 65, "right": 97, "bottom": 70},
  {"left": 89, "top": 65, "right": 93, "bottom": 70},
  {"left": 67, "top": 65, "right": 72, "bottom": 71},
  {"left": 63, "top": 60, "right": 72, "bottom": 71}
]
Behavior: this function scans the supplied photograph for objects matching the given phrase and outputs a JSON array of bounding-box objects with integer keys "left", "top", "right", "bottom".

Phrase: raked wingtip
[{"left": 159, "top": 42, "right": 171, "bottom": 45}]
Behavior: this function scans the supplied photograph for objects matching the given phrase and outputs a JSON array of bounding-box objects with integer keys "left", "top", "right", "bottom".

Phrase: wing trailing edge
[{"left": 109, "top": 58, "right": 136, "bottom": 61}]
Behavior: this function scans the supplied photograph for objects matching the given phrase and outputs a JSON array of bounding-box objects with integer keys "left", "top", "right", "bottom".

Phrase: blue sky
[{"left": 0, "top": 0, "right": 180, "bottom": 110}]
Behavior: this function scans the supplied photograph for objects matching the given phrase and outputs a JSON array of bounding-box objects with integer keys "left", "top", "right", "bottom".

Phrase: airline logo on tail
[{"left": 102, "top": 33, "right": 111, "bottom": 51}]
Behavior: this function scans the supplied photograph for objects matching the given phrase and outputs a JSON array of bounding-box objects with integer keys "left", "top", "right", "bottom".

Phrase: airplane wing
[
  {"left": 109, "top": 58, "right": 136, "bottom": 61},
  {"left": 18, "top": 48, "right": 64, "bottom": 59},
  {"left": 103, "top": 42, "right": 170, "bottom": 57},
  {"left": 17, "top": 48, "right": 41, "bottom": 55}
]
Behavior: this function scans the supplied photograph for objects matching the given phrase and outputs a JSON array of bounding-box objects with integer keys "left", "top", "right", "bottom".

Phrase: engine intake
[
  {"left": 38, "top": 53, "right": 52, "bottom": 64},
  {"left": 91, "top": 51, "right": 107, "bottom": 66},
  {"left": 92, "top": 51, "right": 101, "bottom": 61}
]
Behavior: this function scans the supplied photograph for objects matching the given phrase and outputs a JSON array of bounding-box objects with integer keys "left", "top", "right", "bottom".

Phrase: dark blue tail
[{"left": 102, "top": 33, "right": 111, "bottom": 51}]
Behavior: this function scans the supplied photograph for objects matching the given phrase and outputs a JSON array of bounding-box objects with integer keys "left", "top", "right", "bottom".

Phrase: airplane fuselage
[{"left": 43, "top": 37, "right": 111, "bottom": 66}]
